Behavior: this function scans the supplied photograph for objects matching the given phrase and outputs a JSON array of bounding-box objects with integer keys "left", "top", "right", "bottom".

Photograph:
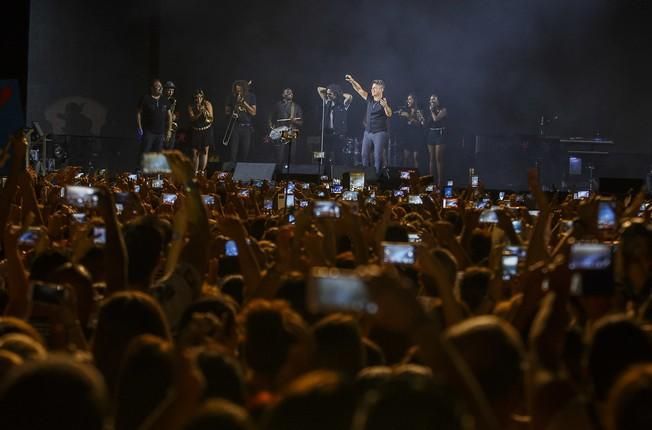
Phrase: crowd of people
[{"left": 1, "top": 129, "right": 652, "bottom": 430}]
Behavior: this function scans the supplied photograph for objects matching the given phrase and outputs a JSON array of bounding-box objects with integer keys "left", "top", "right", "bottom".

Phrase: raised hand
[
  {"left": 163, "top": 150, "right": 194, "bottom": 185},
  {"left": 216, "top": 215, "right": 248, "bottom": 240}
]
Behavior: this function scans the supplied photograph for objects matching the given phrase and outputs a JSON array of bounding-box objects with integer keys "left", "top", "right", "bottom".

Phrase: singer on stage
[
  {"left": 188, "top": 89, "right": 214, "bottom": 175},
  {"left": 425, "top": 94, "right": 447, "bottom": 186},
  {"left": 317, "top": 84, "right": 352, "bottom": 166},
  {"left": 345, "top": 75, "right": 392, "bottom": 174},
  {"left": 397, "top": 93, "right": 425, "bottom": 169}
]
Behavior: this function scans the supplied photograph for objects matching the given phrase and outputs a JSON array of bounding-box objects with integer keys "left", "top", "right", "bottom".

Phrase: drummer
[{"left": 268, "top": 88, "right": 303, "bottom": 166}]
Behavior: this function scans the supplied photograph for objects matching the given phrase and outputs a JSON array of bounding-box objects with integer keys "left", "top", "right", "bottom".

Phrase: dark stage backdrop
[
  {"left": 159, "top": 0, "right": 652, "bottom": 175},
  {"left": 26, "top": 0, "right": 652, "bottom": 175},
  {"left": 26, "top": 0, "right": 155, "bottom": 169}
]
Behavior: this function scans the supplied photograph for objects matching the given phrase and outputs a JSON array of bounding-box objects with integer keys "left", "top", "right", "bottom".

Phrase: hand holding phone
[
  {"left": 343, "top": 191, "right": 358, "bottom": 201},
  {"left": 569, "top": 242, "right": 612, "bottom": 270},
  {"left": 18, "top": 227, "right": 42, "bottom": 247},
  {"left": 479, "top": 209, "right": 499, "bottom": 224},
  {"left": 501, "top": 254, "right": 518, "bottom": 281},
  {"left": 31, "top": 282, "right": 68, "bottom": 304},
  {"left": 65, "top": 186, "right": 99, "bottom": 208},
  {"left": 202, "top": 194, "right": 215, "bottom": 206},
  {"left": 92, "top": 226, "right": 107, "bottom": 245},
  {"left": 307, "top": 267, "right": 375, "bottom": 313},
  {"left": 381, "top": 242, "right": 416, "bottom": 265},
  {"left": 162, "top": 193, "right": 177, "bottom": 205},
  {"left": 597, "top": 199, "right": 616, "bottom": 230},
  {"left": 225, "top": 240, "right": 238, "bottom": 256},
  {"left": 313, "top": 200, "right": 341, "bottom": 218},
  {"left": 142, "top": 152, "right": 171, "bottom": 174}
]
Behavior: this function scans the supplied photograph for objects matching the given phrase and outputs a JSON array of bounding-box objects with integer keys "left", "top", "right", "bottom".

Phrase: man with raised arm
[
  {"left": 317, "top": 84, "right": 353, "bottom": 166},
  {"left": 345, "top": 74, "right": 392, "bottom": 174}
]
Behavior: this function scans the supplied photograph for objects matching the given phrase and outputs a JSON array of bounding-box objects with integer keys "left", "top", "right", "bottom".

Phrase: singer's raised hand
[{"left": 345, "top": 74, "right": 354, "bottom": 83}]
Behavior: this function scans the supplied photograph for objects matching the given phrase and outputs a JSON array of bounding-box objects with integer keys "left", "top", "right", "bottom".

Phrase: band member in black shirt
[
  {"left": 163, "top": 81, "right": 178, "bottom": 149},
  {"left": 269, "top": 88, "right": 303, "bottom": 165},
  {"left": 345, "top": 75, "right": 392, "bottom": 174},
  {"left": 397, "top": 93, "right": 425, "bottom": 168},
  {"left": 317, "top": 84, "right": 353, "bottom": 166},
  {"left": 136, "top": 79, "right": 172, "bottom": 155},
  {"left": 225, "top": 80, "right": 256, "bottom": 162},
  {"left": 424, "top": 94, "right": 447, "bottom": 186},
  {"left": 188, "top": 89, "right": 214, "bottom": 175}
]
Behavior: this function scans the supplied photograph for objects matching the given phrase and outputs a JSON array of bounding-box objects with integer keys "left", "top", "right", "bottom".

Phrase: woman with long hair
[
  {"left": 188, "top": 89, "right": 214, "bottom": 175},
  {"left": 425, "top": 94, "right": 447, "bottom": 186},
  {"left": 398, "top": 93, "right": 425, "bottom": 168}
]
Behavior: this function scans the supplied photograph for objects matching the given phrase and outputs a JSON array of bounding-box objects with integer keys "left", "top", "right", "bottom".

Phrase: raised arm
[
  {"left": 97, "top": 187, "right": 128, "bottom": 295},
  {"left": 164, "top": 151, "right": 210, "bottom": 277},
  {"left": 136, "top": 108, "right": 143, "bottom": 134},
  {"left": 203, "top": 101, "right": 214, "bottom": 121},
  {"left": 379, "top": 97, "right": 392, "bottom": 118},
  {"left": 3, "top": 224, "right": 30, "bottom": 319},
  {"left": 18, "top": 171, "right": 44, "bottom": 226},
  {"left": 317, "top": 86, "right": 328, "bottom": 102},
  {"left": 345, "top": 74, "right": 368, "bottom": 100},
  {"left": 0, "top": 132, "right": 28, "bottom": 238},
  {"left": 432, "top": 107, "right": 447, "bottom": 122},
  {"left": 188, "top": 104, "right": 200, "bottom": 122},
  {"left": 343, "top": 93, "right": 353, "bottom": 107},
  {"left": 241, "top": 96, "right": 256, "bottom": 117}
]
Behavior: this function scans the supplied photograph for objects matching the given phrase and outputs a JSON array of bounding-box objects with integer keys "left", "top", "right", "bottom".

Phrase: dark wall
[{"left": 27, "top": 0, "right": 154, "bottom": 145}]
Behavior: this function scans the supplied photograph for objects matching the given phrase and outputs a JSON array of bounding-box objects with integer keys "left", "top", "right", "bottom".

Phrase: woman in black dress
[
  {"left": 187, "top": 89, "right": 214, "bottom": 175},
  {"left": 398, "top": 93, "right": 425, "bottom": 168},
  {"left": 424, "top": 94, "right": 447, "bottom": 186}
]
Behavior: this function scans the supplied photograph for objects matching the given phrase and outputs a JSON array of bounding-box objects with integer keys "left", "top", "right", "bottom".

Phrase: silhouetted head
[
  {"left": 588, "top": 315, "right": 652, "bottom": 402},
  {"left": 0, "top": 356, "right": 108, "bottom": 430}
]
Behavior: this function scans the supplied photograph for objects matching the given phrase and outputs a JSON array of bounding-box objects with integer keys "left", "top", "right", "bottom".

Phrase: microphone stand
[
  {"left": 284, "top": 129, "right": 298, "bottom": 209},
  {"left": 319, "top": 97, "right": 326, "bottom": 178}
]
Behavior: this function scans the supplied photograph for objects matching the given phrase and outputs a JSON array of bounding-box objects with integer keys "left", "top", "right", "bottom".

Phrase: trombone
[{"left": 222, "top": 95, "right": 246, "bottom": 146}]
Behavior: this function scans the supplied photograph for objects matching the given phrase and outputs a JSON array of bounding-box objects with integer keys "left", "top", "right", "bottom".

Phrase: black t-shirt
[
  {"left": 326, "top": 101, "right": 349, "bottom": 136},
  {"left": 365, "top": 94, "right": 389, "bottom": 133},
  {"left": 271, "top": 101, "right": 303, "bottom": 128},
  {"left": 139, "top": 95, "right": 169, "bottom": 134},
  {"left": 226, "top": 93, "right": 257, "bottom": 125}
]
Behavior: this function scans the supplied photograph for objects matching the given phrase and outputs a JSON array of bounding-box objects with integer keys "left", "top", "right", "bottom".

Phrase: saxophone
[{"left": 169, "top": 97, "right": 178, "bottom": 132}]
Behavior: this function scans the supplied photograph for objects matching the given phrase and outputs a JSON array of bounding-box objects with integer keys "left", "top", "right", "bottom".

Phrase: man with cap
[{"left": 164, "top": 81, "right": 178, "bottom": 149}]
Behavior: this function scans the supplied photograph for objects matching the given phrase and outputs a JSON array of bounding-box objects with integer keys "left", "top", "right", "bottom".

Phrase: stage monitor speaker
[
  {"left": 206, "top": 161, "right": 236, "bottom": 177},
  {"left": 276, "top": 164, "right": 324, "bottom": 182},
  {"left": 331, "top": 166, "right": 377, "bottom": 182},
  {"left": 377, "top": 166, "right": 420, "bottom": 188},
  {"left": 220, "top": 161, "right": 236, "bottom": 172},
  {"left": 599, "top": 177, "right": 644, "bottom": 196},
  {"left": 233, "top": 162, "right": 276, "bottom": 181}
]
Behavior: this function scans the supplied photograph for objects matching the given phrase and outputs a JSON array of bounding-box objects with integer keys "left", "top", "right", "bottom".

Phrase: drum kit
[
  {"left": 269, "top": 119, "right": 361, "bottom": 165},
  {"left": 340, "top": 137, "right": 361, "bottom": 165}
]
